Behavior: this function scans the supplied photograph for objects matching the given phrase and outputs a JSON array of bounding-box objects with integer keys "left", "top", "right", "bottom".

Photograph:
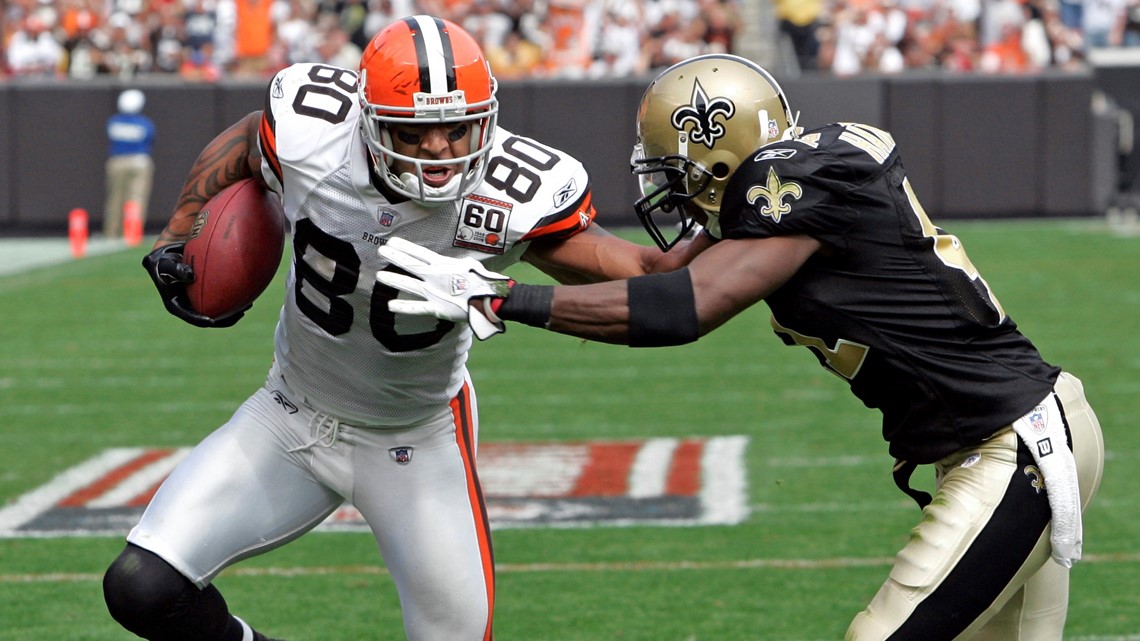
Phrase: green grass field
[{"left": 1, "top": 220, "right": 1137, "bottom": 640}]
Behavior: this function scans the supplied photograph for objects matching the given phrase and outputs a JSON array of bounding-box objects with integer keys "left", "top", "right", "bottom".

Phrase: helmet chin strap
[{"left": 782, "top": 110, "right": 803, "bottom": 141}]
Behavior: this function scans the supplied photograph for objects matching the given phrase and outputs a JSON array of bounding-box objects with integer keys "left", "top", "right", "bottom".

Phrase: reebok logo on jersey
[
  {"left": 554, "top": 178, "right": 577, "bottom": 208},
  {"left": 746, "top": 167, "right": 803, "bottom": 223},
  {"left": 755, "top": 148, "right": 797, "bottom": 162}
]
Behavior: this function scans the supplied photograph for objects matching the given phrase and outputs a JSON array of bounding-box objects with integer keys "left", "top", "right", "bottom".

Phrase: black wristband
[
  {"left": 627, "top": 268, "right": 699, "bottom": 347},
  {"left": 498, "top": 284, "right": 554, "bottom": 328}
]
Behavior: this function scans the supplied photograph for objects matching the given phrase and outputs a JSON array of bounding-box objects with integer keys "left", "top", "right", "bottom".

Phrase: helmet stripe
[{"left": 404, "top": 15, "right": 457, "bottom": 94}]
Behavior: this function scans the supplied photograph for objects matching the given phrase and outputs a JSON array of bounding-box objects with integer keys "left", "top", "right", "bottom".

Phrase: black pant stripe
[{"left": 887, "top": 439, "right": 1052, "bottom": 640}]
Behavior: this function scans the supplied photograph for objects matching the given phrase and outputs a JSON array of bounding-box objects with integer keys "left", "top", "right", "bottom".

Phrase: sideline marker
[
  {"left": 123, "top": 201, "right": 143, "bottom": 246},
  {"left": 68, "top": 208, "right": 88, "bottom": 258}
]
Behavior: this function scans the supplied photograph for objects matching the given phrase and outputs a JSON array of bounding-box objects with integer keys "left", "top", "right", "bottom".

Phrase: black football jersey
[{"left": 718, "top": 122, "right": 1060, "bottom": 463}]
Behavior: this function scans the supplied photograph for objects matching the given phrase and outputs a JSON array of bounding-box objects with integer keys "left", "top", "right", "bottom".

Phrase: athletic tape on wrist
[
  {"left": 627, "top": 268, "right": 699, "bottom": 347},
  {"left": 497, "top": 284, "right": 554, "bottom": 328}
]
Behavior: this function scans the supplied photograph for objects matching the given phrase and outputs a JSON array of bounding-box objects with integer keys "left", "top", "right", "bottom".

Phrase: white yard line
[
  {"left": 5, "top": 551, "right": 1138, "bottom": 584},
  {"left": 0, "top": 237, "right": 135, "bottom": 276}
]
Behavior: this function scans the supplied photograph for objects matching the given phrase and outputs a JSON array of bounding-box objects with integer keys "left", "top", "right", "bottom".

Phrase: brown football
[{"left": 183, "top": 179, "right": 285, "bottom": 319}]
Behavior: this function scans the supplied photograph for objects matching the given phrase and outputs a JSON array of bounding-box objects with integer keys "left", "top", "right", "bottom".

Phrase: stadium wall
[{"left": 0, "top": 69, "right": 1122, "bottom": 235}]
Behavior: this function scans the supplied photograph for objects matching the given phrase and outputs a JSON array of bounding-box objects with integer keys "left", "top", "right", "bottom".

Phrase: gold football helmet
[{"left": 632, "top": 54, "right": 794, "bottom": 249}]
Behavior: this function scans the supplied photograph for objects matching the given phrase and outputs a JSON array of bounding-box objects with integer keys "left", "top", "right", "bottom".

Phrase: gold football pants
[{"left": 847, "top": 372, "right": 1104, "bottom": 640}]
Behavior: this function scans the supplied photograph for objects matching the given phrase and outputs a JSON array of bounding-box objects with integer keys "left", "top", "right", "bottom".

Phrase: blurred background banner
[
  {"left": 4, "top": 0, "right": 1140, "bottom": 233},
  {"left": 0, "top": 67, "right": 1132, "bottom": 235}
]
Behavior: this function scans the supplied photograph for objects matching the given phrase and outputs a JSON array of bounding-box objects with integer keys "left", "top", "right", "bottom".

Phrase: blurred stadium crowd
[
  {"left": 1, "top": 0, "right": 742, "bottom": 80},
  {"left": 2, "top": 0, "right": 1139, "bottom": 80},
  {"left": 779, "top": 0, "right": 1140, "bottom": 75}
]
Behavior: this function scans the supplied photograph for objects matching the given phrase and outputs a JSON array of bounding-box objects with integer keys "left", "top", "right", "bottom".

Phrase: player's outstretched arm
[
  {"left": 522, "top": 225, "right": 717, "bottom": 285},
  {"left": 377, "top": 238, "right": 514, "bottom": 340},
  {"left": 379, "top": 235, "right": 820, "bottom": 345}
]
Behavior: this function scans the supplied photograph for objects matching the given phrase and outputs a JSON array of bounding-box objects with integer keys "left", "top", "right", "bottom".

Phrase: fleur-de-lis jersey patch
[{"left": 746, "top": 167, "right": 803, "bottom": 223}]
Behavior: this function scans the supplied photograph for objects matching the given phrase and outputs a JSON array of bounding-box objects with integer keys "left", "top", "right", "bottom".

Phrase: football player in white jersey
[{"left": 104, "top": 16, "right": 708, "bottom": 641}]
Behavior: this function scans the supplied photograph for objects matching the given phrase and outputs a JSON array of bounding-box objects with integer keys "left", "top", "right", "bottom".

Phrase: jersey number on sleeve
[
  {"left": 292, "top": 65, "right": 357, "bottom": 124},
  {"left": 482, "top": 137, "right": 559, "bottom": 204}
]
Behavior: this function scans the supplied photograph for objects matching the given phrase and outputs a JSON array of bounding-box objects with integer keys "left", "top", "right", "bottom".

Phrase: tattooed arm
[{"left": 153, "top": 112, "right": 267, "bottom": 249}]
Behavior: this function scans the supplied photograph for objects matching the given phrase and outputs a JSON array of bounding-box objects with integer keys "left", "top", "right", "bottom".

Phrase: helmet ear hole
[{"left": 711, "top": 162, "right": 731, "bottom": 179}]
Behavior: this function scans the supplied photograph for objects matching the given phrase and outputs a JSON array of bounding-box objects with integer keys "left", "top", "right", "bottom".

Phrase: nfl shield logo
[
  {"left": 1030, "top": 404, "right": 1048, "bottom": 434},
  {"left": 389, "top": 447, "right": 413, "bottom": 465},
  {"left": 377, "top": 207, "right": 399, "bottom": 227}
]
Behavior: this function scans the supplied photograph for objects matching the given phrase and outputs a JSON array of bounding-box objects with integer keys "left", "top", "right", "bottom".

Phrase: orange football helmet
[{"left": 358, "top": 15, "right": 499, "bottom": 203}]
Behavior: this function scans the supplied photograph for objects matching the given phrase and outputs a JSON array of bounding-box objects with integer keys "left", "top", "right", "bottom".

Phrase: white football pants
[{"left": 127, "top": 372, "right": 495, "bottom": 641}]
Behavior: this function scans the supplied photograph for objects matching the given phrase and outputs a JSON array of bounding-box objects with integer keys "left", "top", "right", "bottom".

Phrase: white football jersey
[{"left": 257, "top": 63, "right": 596, "bottom": 426}]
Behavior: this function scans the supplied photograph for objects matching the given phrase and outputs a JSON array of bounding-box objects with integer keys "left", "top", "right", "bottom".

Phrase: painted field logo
[{"left": 0, "top": 437, "right": 748, "bottom": 537}]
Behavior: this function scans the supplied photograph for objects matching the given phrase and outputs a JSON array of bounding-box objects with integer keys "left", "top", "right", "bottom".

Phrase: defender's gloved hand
[
  {"left": 376, "top": 237, "right": 512, "bottom": 340},
  {"left": 141, "top": 243, "right": 245, "bottom": 328}
]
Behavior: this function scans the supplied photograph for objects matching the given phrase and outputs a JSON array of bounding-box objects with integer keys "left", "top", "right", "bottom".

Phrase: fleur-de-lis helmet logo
[{"left": 670, "top": 80, "right": 736, "bottom": 149}]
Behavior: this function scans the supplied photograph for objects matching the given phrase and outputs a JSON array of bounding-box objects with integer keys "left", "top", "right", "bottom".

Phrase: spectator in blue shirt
[{"left": 104, "top": 88, "right": 156, "bottom": 239}]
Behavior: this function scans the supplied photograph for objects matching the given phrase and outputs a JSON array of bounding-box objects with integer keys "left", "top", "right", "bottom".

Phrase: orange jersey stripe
[
  {"left": 520, "top": 189, "right": 596, "bottom": 242},
  {"left": 258, "top": 110, "right": 282, "bottom": 185},
  {"left": 451, "top": 382, "right": 496, "bottom": 640}
]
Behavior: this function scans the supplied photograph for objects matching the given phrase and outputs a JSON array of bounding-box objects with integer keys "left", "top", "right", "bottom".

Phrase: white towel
[{"left": 1010, "top": 393, "right": 1083, "bottom": 568}]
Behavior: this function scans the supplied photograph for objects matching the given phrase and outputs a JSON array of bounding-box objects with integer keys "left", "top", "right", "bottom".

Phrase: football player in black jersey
[{"left": 377, "top": 54, "right": 1105, "bottom": 640}]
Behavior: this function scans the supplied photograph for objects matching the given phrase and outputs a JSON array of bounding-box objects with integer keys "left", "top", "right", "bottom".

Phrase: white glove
[{"left": 376, "top": 237, "right": 511, "bottom": 340}]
